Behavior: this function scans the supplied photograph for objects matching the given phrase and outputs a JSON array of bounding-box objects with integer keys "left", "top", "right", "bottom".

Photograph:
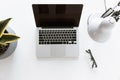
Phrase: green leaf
[
  {"left": 0, "top": 42, "right": 7, "bottom": 46},
  {"left": 0, "top": 18, "right": 12, "bottom": 37},
  {"left": 0, "top": 33, "right": 20, "bottom": 44}
]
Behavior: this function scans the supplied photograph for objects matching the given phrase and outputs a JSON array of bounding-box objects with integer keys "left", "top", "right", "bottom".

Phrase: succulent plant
[{"left": 0, "top": 18, "right": 20, "bottom": 46}]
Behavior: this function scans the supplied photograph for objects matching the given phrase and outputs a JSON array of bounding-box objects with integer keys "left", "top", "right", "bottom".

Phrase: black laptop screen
[{"left": 32, "top": 4, "right": 83, "bottom": 28}]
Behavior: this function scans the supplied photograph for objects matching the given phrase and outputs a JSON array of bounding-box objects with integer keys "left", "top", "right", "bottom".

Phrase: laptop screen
[{"left": 32, "top": 4, "right": 83, "bottom": 28}]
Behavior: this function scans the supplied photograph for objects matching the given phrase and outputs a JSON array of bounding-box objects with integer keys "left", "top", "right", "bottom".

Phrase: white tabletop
[{"left": 0, "top": 0, "right": 120, "bottom": 80}]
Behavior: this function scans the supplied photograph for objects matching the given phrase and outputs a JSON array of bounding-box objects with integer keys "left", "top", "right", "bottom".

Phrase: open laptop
[{"left": 32, "top": 4, "right": 83, "bottom": 57}]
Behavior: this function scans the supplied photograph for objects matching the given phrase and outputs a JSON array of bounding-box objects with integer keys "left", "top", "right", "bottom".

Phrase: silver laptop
[{"left": 32, "top": 4, "right": 83, "bottom": 57}]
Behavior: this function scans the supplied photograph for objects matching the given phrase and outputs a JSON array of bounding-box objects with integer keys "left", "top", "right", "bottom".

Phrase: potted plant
[{"left": 0, "top": 18, "right": 20, "bottom": 59}]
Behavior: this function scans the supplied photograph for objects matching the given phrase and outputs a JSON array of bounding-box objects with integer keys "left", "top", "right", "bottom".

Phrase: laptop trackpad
[{"left": 51, "top": 45, "right": 65, "bottom": 57}]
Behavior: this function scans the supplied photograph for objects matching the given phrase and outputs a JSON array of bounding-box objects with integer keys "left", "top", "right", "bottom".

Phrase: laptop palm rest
[{"left": 51, "top": 45, "right": 65, "bottom": 57}]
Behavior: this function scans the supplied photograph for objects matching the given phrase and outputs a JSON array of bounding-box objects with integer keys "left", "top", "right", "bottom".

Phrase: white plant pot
[{"left": 0, "top": 27, "right": 17, "bottom": 59}]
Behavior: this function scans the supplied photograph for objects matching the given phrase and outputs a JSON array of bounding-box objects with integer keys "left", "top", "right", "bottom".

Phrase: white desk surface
[{"left": 0, "top": 0, "right": 120, "bottom": 80}]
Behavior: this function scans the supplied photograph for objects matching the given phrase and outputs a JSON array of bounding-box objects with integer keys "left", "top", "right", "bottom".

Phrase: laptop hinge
[
  {"left": 38, "top": 27, "right": 42, "bottom": 29},
  {"left": 38, "top": 27, "right": 77, "bottom": 29},
  {"left": 73, "top": 27, "right": 78, "bottom": 29}
]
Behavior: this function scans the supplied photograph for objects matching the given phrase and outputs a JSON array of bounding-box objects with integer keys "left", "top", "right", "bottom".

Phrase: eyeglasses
[{"left": 86, "top": 49, "right": 98, "bottom": 69}]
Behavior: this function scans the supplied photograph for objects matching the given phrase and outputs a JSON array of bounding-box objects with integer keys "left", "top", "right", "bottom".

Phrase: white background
[{"left": 0, "top": 0, "right": 120, "bottom": 80}]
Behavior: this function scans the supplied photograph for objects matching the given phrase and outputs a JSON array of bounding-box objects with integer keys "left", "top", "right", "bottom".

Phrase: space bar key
[{"left": 51, "top": 42, "right": 63, "bottom": 44}]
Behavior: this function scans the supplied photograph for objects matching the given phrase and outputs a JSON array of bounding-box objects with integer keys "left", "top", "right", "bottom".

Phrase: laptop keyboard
[{"left": 39, "top": 30, "right": 76, "bottom": 44}]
